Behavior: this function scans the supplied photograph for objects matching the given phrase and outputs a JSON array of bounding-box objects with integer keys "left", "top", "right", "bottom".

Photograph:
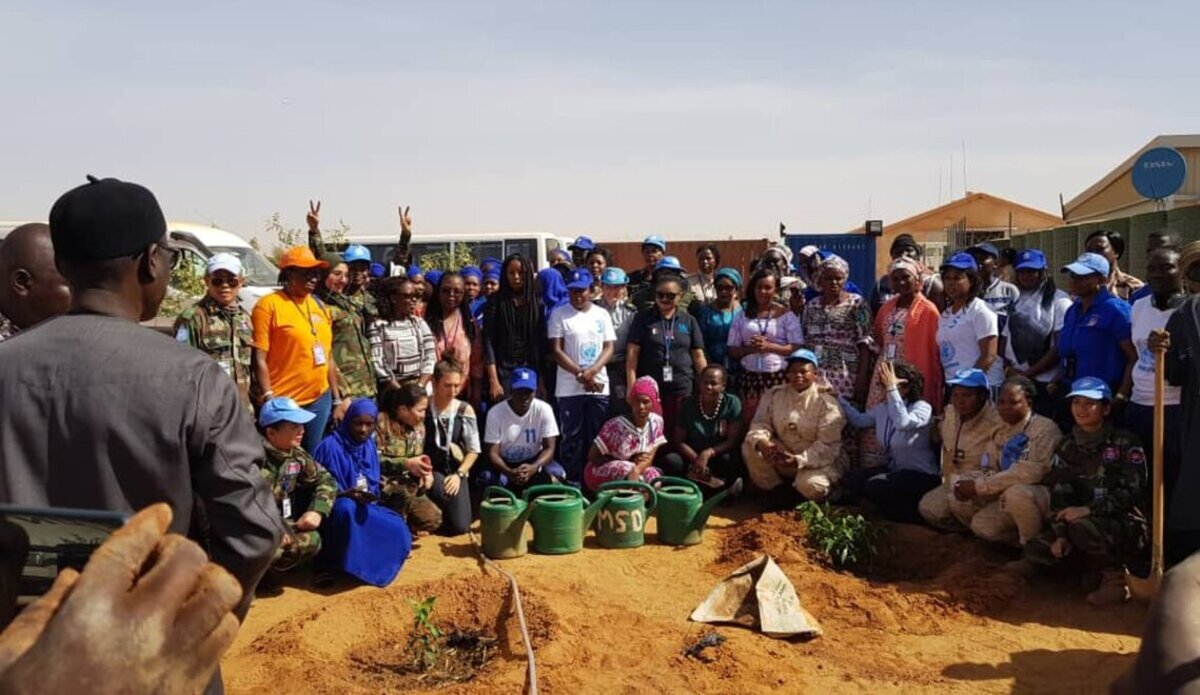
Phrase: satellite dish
[{"left": 1131, "top": 147, "right": 1187, "bottom": 200}]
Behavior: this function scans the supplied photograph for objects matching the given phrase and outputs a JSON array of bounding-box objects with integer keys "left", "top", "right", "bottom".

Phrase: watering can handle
[
  {"left": 522, "top": 484, "right": 584, "bottom": 502},
  {"left": 651, "top": 476, "right": 702, "bottom": 496},
  {"left": 597, "top": 480, "right": 658, "bottom": 513},
  {"left": 483, "top": 486, "right": 519, "bottom": 503}
]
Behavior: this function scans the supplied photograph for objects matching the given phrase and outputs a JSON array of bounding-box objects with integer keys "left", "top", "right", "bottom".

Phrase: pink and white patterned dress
[{"left": 584, "top": 413, "right": 668, "bottom": 491}]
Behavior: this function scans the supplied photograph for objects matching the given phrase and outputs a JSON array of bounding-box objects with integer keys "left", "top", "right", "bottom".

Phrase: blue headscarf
[
  {"left": 461, "top": 265, "right": 483, "bottom": 281},
  {"left": 425, "top": 269, "right": 444, "bottom": 289},
  {"left": 537, "top": 267, "right": 569, "bottom": 321},
  {"left": 313, "top": 398, "right": 382, "bottom": 496},
  {"left": 407, "top": 264, "right": 424, "bottom": 281}
]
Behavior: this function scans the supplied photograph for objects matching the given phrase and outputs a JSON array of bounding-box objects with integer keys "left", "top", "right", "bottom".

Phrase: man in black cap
[
  {"left": 0, "top": 223, "right": 71, "bottom": 342},
  {"left": 0, "top": 176, "right": 283, "bottom": 621}
]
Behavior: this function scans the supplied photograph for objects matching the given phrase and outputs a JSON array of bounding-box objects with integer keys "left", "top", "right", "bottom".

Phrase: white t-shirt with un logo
[
  {"left": 548, "top": 302, "right": 617, "bottom": 398},
  {"left": 483, "top": 398, "right": 560, "bottom": 464},
  {"left": 1131, "top": 294, "right": 1181, "bottom": 407}
]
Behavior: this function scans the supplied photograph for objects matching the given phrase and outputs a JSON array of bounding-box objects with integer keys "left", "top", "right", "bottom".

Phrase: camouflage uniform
[
  {"left": 375, "top": 414, "right": 443, "bottom": 534},
  {"left": 1024, "top": 426, "right": 1149, "bottom": 571},
  {"left": 261, "top": 442, "right": 338, "bottom": 571},
  {"left": 174, "top": 296, "right": 254, "bottom": 410},
  {"left": 309, "top": 226, "right": 379, "bottom": 400},
  {"left": 0, "top": 311, "right": 17, "bottom": 343}
]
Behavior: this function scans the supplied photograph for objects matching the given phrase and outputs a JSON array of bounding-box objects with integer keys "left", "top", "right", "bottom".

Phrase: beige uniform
[
  {"left": 969, "top": 413, "right": 1063, "bottom": 545},
  {"left": 743, "top": 383, "right": 846, "bottom": 500},
  {"left": 918, "top": 402, "right": 1001, "bottom": 530}
]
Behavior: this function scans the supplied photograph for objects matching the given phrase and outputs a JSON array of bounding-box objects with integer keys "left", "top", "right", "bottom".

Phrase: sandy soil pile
[{"left": 224, "top": 506, "right": 1144, "bottom": 693}]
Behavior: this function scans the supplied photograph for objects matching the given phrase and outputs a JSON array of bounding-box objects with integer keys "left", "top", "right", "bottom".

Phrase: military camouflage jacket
[
  {"left": 375, "top": 414, "right": 426, "bottom": 479},
  {"left": 325, "top": 288, "right": 379, "bottom": 399},
  {"left": 174, "top": 296, "right": 253, "bottom": 406},
  {"left": 1043, "top": 425, "right": 1147, "bottom": 531},
  {"left": 261, "top": 442, "right": 338, "bottom": 519}
]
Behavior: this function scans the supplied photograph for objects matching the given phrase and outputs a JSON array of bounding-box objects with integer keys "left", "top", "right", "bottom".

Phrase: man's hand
[
  {"left": 398, "top": 205, "right": 413, "bottom": 236},
  {"left": 1056, "top": 506, "right": 1091, "bottom": 524},
  {"left": 405, "top": 455, "right": 432, "bottom": 479},
  {"left": 0, "top": 504, "right": 242, "bottom": 695},
  {"left": 1050, "top": 537, "right": 1071, "bottom": 559},
  {"left": 443, "top": 474, "right": 462, "bottom": 497},
  {"left": 1148, "top": 329, "right": 1170, "bottom": 353},
  {"left": 306, "top": 200, "right": 321, "bottom": 232},
  {"left": 331, "top": 399, "right": 351, "bottom": 424},
  {"left": 954, "top": 478, "right": 978, "bottom": 501},
  {"left": 514, "top": 464, "right": 537, "bottom": 484}
]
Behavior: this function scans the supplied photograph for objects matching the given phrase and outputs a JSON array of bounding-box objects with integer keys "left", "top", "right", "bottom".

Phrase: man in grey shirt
[{"left": 0, "top": 176, "right": 283, "bottom": 619}]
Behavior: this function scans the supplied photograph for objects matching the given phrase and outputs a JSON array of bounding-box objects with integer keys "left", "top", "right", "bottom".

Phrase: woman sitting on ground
[
  {"left": 424, "top": 359, "right": 481, "bottom": 536},
  {"left": 839, "top": 360, "right": 938, "bottom": 523},
  {"left": 312, "top": 398, "right": 413, "bottom": 587},
  {"left": 585, "top": 376, "right": 671, "bottom": 491},
  {"left": 375, "top": 383, "right": 443, "bottom": 536},
  {"left": 665, "top": 365, "right": 745, "bottom": 496}
]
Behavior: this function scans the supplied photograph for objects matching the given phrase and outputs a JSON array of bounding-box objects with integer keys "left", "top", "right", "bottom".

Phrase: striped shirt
[{"left": 369, "top": 316, "right": 435, "bottom": 382}]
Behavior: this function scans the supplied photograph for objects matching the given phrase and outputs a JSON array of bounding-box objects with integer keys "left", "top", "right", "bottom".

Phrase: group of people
[{"left": 2, "top": 181, "right": 1200, "bottom": 622}]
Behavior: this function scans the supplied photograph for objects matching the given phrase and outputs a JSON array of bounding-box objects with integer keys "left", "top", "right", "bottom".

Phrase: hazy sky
[{"left": 2, "top": 1, "right": 1197, "bottom": 244}]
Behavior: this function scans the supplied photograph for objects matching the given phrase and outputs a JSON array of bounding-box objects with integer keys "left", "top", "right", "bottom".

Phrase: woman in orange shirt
[{"left": 252, "top": 247, "right": 351, "bottom": 454}]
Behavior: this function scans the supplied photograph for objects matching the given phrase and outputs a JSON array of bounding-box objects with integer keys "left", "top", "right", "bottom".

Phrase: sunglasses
[
  {"left": 715, "top": 283, "right": 736, "bottom": 292},
  {"left": 656, "top": 291, "right": 679, "bottom": 300},
  {"left": 209, "top": 276, "right": 241, "bottom": 288}
]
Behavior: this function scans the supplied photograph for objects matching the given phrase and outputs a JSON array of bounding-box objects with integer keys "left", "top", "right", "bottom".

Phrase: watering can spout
[
  {"left": 690, "top": 478, "right": 743, "bottom": 531},
  {"left": 583, "top": 491, "right": 615, "bottom": 529}
]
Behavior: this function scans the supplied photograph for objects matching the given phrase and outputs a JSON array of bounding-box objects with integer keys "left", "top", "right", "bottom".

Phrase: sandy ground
[{"left": 223, "top": 505, "right": 1145, "bottom": 694}]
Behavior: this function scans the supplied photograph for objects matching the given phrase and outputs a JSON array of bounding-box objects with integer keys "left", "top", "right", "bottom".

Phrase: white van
[
  {"left": 340, "top": 231, "right": 574, "bottom": 273},
  {"left": 167, "top": 222, "right": 279, "bottom": 312}
]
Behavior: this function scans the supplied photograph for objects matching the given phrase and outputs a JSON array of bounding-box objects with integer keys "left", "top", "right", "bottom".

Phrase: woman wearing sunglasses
[{"left": 174, "top": 252, "right": 255, "bottom": 412}]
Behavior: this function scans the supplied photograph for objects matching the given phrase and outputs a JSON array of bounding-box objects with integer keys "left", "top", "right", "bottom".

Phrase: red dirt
[{"left": 223, "top": 506, "right": 1145, "bottom": 693}]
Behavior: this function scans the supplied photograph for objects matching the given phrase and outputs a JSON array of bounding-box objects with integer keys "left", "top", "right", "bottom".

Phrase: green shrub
[{"left": 795, "top": 501, "right": 883, "bottom": 570}]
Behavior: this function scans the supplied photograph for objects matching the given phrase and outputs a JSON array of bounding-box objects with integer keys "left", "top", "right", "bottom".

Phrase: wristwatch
[{"left": 455, "top": 470, "right": 468, "bottom": 479}]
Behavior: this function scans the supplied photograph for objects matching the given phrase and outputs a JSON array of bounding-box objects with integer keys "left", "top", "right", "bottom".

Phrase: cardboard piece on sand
[{"left": 690, "top": 554, "right": 822, "bottom": 639}]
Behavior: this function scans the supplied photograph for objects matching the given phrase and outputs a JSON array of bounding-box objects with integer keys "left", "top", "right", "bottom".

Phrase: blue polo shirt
[{"left": 1058, "top": 288, "right": 1132, "bottom": 388}]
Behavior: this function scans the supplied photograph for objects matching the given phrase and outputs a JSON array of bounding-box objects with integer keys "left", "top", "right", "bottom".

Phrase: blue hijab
[
  {"left": 537, "top": 267, "right": 569, "bottom": 322},
  {"left": 314, "top": 398, "right": 382, "bottom": 496}
]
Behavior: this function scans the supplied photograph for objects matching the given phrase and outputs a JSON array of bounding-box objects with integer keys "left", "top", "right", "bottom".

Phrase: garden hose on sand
[{"left": 468, "top": 530, "right": 539, "bottom": 695}]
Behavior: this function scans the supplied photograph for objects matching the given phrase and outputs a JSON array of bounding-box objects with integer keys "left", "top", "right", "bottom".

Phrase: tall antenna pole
[
  {"left": 938, "top": 167, "right": 943, "bottom": 206},
  {"left": 949, "top": 154, "right": 954, "bottom": 202},
  {"left": 962, "top": 138, "right": 968, "bottom": 195}
]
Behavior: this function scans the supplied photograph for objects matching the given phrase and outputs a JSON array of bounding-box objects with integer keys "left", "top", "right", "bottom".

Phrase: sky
[{"left": 2, "top": 1, "right": 1198, "bottom": 245}]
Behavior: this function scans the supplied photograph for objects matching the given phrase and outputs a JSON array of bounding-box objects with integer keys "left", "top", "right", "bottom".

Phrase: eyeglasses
[
  {"left": 395, "top": 292, "right": 421, "bottom": 300},
  {"left": 209, "top": 276, "right": 241, "bottom": 288},
  {"left": 656, "top": 292, "right": 679, "bottom": 300}
]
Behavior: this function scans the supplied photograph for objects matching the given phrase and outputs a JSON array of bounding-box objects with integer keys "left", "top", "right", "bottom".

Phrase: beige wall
[
  {"left": 1066, "top": 146, "right": 1200, "bottom": 223},
  {"left": 874, "top": 194, "right": 1062, "bottom": 276}
]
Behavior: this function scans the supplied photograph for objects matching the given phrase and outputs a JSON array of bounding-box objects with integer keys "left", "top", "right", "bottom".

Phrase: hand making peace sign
[{"left": 306, "top": 200, "right": 321, "bottom": 232}]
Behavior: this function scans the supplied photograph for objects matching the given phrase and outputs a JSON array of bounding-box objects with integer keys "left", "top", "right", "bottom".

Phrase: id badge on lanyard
[
  {"left": 885, "top": 343, "right": 897, "bottom": 361},
  {"left": 282, "top": 497, "right": 293, "bottom": 518},
  {"left": 313, "top": 344, "right": 327, "bottom": 366},
  {"left": 355, "top": 473, "right": 368, "bottom": 491},
  {"left": 661, "top": 317, "right": 676, "bottom": 383}
]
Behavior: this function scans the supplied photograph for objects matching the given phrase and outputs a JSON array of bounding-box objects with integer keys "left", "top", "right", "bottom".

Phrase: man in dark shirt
[{"left": 0, "top": 176, "right": 283, "bottom": 622}]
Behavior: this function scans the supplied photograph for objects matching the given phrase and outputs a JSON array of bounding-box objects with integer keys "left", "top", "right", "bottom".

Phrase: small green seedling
[
  {"left": 796, "top": 501, "right": 883, "bottom": 569},
  {"left": 406, "top": 596, "right": 444, "bottom": 672}
]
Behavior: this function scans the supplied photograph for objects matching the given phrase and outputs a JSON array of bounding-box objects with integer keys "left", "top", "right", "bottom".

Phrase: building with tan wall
[
  {"left": 863, "top": 192, "right": 1063, "bottom": 277},
  {"left": 1064, "top": 134, "right": 1200, "bottom": 223}
]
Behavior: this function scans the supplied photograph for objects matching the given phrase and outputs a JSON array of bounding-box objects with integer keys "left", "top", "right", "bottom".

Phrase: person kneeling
[
  {"left": 259, "top": 397, "right": 338, "bottom": 576},
  {"left": 742, "top": 349, "right": 846, "bottom": 503},
  {"left": 585, "top": 376, "right": 668, "bottom": 491},
  {"left": 918, "top": 369, "right": 1002, "bottom": 530},
  {"left": 313, "top": 399, "right": 413, "bottom": 587},
  {"left": 481, "top": 368, "right": 566, "bottom": 491},
  {"left": 1014, "top": 377, "right": 1148, "bottom": 605},
  {"left": 840, "top": 361, "right": 939, "bottom": 523},
  {"left": 375, "top": 383, "right": 444, "bottom": 536}
]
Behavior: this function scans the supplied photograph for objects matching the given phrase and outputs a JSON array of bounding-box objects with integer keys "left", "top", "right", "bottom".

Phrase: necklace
[{"left": 699, "top": 393, "right": 724, "bottom": 421}]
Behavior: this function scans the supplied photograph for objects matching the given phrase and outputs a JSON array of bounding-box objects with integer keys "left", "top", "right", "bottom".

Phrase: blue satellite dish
[{"left": 1131, "top": 147, "right": 1187, "bottom": 200}]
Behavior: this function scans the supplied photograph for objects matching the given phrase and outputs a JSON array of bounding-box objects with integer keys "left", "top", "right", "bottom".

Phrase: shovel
[{"left": 1127, "top": 341, "right": 1167, "bottom": 603}]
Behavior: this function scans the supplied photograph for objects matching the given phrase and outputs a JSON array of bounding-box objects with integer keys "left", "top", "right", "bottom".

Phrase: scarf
[
  {"left": 629, "top": 375, "right": 663, "bottom": 416},
  {"left": 313, "top": 398, "right": 381, "bottom": 495},
  {"left": 538, "top": 267, "right": 569, "bottom": 322}
]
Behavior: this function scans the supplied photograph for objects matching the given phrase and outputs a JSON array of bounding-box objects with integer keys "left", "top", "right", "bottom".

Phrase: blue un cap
[
  {"left": 1066, "top": 376, "right": 1112, "bottom": 401},
  {"left": 511, "top": 367, "right": 538, "bottom": 392},
  {"left": 940, "top": 252, "right": 979, "bottom": 272},
  {"left": 1014, "top": 249, "right": 1047, "bottom": 271},
  {"left": 258, "top": 397, "right": 317, "bottom": 428},
  {"left": 654, "top": 256, "right": 685, "bottom": 273},
  {"left": 1061, "top": 252, "right": 1110, "bottom": 278},
  {"left": 947, "top": 368, "right": 989, "bottom": 390},
  {"left": 343, "top": 244, "right": 371, "bottom": 264},
  {"left": 566, "top": 268, "right": 593, "bottom": 291},
  {"left": 569, "top": 236, "right": 595, "bottom": 251},
  {"left": 601, "top": 267, "right": 627, "bottom": 286},
  {"left": 642, "top": 235, "right": 666, "bottom": 251},
  {"left": 786, "top": 348, "right": 820, "bottom": 368}
]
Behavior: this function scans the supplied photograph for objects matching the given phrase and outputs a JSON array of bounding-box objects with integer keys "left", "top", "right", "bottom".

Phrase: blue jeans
[
  {"left": 300, "top": 390, "right": 332, "bottom": 455},
  {"left": 557, "top": 395, "right": 610, "bottom": 485}
]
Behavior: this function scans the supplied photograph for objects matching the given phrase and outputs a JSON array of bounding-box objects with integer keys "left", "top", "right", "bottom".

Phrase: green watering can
[
  {"left": 522, "top": 484, "right": 609, "bottom": 555},
  {"left": 593, "top": 481, "right": 658, "bottom": 549},
  {"left": 479, "top": 486, "right": 533, "bottom": 559},
  {"left": 652, "top": 476, "right": 743, "bottom": 546}
]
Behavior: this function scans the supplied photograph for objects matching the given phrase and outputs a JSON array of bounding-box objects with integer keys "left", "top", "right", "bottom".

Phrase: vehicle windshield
[{"left": 210, "top": 246, "right": 279, "bottom": 286}]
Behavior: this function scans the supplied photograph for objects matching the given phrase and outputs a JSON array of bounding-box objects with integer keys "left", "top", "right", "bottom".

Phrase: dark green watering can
[
  {"left": 479, "top": 486, "right": 532, "bottom": 559},
  {"left": 522, "top": 484, "right": 609, "bottom": 555},
  {"left": 652, "top": 476, "right": 743, "bottom": 546},
  {"left": 593, "top": 481, "right": 658, "bottom": 549}
]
